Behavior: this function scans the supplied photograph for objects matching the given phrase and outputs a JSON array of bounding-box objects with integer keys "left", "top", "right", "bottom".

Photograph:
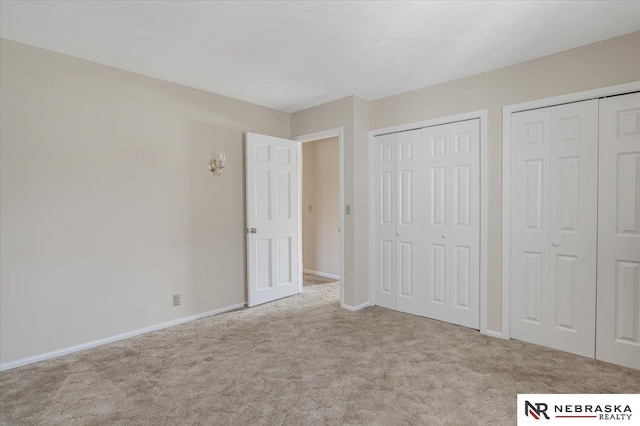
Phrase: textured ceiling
[{"left": 1, "top": 1, "right": 639, "bottom": 112}]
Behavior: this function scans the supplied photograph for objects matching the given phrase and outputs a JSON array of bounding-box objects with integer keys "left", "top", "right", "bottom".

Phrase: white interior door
[
  {"left": 373, "top": 133, "right": 397, "bottom": 310},
  {"left": 548, "top": 100, "right": 598, "bottom": 358},
  {"left": 246, "top": 133, "right": 299, "bottom": 307},
  {"left": 423, "top": 124, "right": 451, "bottom": 322},
  {"left": 423, "top": 120, "right": 480, "bottom": 329},
  {"left": 510, "top": 100, "right": 598, "bottom": 357},
  {"left": 373, "top": 119, "right": 480, "bottom": 329},
  {"left": 510, "top": 107, "right": 551, "bottom": 347},
  {"left": 596, "top": 92, "right": 640, "bottom": 370},
  {"left": 449, "top": 120, "right": 480, "bottom": 329},
  {"left": 395, "top": 130, "right": 423, "bottom": 316}
]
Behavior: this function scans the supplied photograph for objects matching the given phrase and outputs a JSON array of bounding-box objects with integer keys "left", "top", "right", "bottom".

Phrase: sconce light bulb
[{"left": 209, "top": 152, "right": 225, "bottom": 176}]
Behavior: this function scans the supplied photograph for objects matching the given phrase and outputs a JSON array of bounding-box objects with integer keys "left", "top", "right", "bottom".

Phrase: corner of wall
[{"left": 352, "top": 96, "right": 371, "bottom": 306}]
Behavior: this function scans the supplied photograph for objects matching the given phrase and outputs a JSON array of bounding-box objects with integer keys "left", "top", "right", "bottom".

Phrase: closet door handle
[
  {"left": 552, "top": 240, "right": 559, "bottom": 247},
  {"left": 396, "top": 232, "right": 400, "bottom": 237},
  {"left": 441, "top": 234, "right": 447, "bottom": 239}
]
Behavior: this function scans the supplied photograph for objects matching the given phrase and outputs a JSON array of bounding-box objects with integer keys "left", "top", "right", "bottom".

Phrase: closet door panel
[
  {"left": 449, "top": 120, "right": 480, "bottom": 329},
  {"left": 510, "top": 108, "right": 551, "bottom": 347},
  {"left": 395, "top": 130, "right": 424, "bottom": 316},
  {"left": 547, "top": 100, "right": 598, "bottom": 358},
  {"left": 423, "top": 124, "right": 451, "bottom": 322},
  {"left": 374, "top": 134, "right": 397, "bottom": 310},
  {"left": 597, "top": 92, "right": 640, "bottom": 370}
]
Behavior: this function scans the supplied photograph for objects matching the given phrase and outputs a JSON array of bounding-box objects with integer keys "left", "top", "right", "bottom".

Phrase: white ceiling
[{"left": 1, "top": 1, "right": 639, "bottom": 113}]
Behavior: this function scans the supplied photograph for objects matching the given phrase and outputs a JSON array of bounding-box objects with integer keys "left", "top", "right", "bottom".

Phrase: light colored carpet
[
  {"left": 1, "top": 282, "right": 639, "bottom": 425},
  {"left": 303, "top": 272, "right": 338, "bottom": 286}
]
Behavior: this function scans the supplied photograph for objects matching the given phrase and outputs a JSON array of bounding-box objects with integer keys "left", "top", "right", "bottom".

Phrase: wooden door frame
[
  {"left": 501, "top": 81, "right": 640, "bottom": 340},
  {"left": 368, "top": 110, "right": 490, "bottom": 336}
]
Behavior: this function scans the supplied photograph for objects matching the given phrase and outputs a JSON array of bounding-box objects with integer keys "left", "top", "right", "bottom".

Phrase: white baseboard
[
  {"left": 341, "top": 301, "right": 370, "bottom": 312},
  {"left": 303, "top": 269, "right": 340, "bottom": 280},
  {"left": 0, "top": 302, "right": 246, "bottom": 372},
  {"left": 481, "top": 329, "right": 506, "bottom": 339}
]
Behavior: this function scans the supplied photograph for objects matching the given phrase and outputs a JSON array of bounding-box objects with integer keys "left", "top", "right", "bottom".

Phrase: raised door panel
[
  {"left": 398, "top": 170, "right": 413, "bottom": 226},
  {"left": 449, "top": 120, "right": 480, "bottom": 329},
  {"left": 431, "top": 167, "right": 447, "bottom": 227},
  {"left": 398, "top": 242, "right": 413, "bottom": 297},
  {"left": 276, "top": 171, "right": 292, "bottom": 220},
  {"left": 395, "top": 130, "right": 423, "bottom": 316},
  {"left": 423, "top": 124, "right": 451, "bottom": 322},
  {"left": 453, "top": 245, "right": 471, "bottom": 309},
  {"left": 276, "top": 237, "right": 292, "bottom": 286},
  {"left": 524, "top": 160, "right": 543, "bottom": 231},
  {"left": 380, "top": 240, "right": 394, "bottom": 294},
  {"left": 373, "top": 134, "right": 397, "bottom": 310},
  {"left": 255, "top": 170, "right": 272, "bottom": 221},
  {"left": 454, "top": 165, "right": 471, "bottom": 228},
  {"left": 522, "top": 251, "right": 543, "bottom": 325},
  {"left": 548, "top": 100, "right": 598, "bottom": 358},
  {"left": 553, "top": 254, "right": 577, "bottom": 332},
  {"left": 431, "top": 244, "right": 447, "bottom": 305},
  {"left": 381, "top": 171, "right": 393, "bottom": 225},
  {"left": 597, "top": 93, "right": 640, "bottom": 370},
  {"left": 614, "top": 261, "right": 640, "bottom": 346},
  {"left": 256, "top": 239, "right": 272, "bottom": 290},
  {"left": 510, "top": 108, "right": 551, "bottom": 346},
  {"left": 617, "top": 153, "right": 640, "bottom": 235}
]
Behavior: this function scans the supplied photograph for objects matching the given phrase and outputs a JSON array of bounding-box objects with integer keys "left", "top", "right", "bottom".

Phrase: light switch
[{"left": 308, "top": 204, "right": 312, "bottom": 213}]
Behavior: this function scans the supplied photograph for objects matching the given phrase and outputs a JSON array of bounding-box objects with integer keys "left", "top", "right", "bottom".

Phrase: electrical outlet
[
  {"left": 173, "top": 294, "right": 181, "bottom": 306},
  {"left": 308, "top": 204, "right": 312, "bottom": 213},
  {"left": 345, "top": 204, "right": 351, "bottom": 215}
]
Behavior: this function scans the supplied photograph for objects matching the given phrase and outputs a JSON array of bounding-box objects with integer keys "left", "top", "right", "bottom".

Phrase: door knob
[
  {"left": 248, "top": 227, "right": 257, "bottom": 234},
  {"left": 396, "top": 232, "right": 400, "bottom": 237},
  {"left": 441, "top": 234, "right": 447, "bottom": 239},
  {"left": 552, "top": 240, "right": 559, "bottom": 247}
]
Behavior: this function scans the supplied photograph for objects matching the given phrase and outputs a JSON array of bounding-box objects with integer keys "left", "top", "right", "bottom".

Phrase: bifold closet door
[
  {"left": 373, "top": 130, "right": 423, "bottom": 315},
  {"left": 510, "top": 108, "right": 551, "bottom": 347},
  {"left": 395, "top": 130, "right": 424, "bottom": 316},
  {"left": 373, "top": 133, "right": 397, "bottom": 310},
  {"left": 510, "top": 99, "right": 598, "bottom": 358},
  {"left": 548, "top": 101, "right": 598, "bottom": 357},
  {"left": 423, "top": 120, "right": 480, "bottom": 329},
  {"left": 596, "top": 92, "right": 640, "bottom": 370}
]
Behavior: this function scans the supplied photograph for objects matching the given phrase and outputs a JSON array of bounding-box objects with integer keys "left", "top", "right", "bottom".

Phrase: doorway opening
[
  {"left": 301, "top": 137, "right": 340, "bottom": 290},
  {"left": 295, "top": 128, "right": 345, "bottom": 307}
]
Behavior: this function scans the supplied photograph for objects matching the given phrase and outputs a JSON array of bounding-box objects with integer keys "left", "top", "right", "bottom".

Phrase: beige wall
[
  {"left": 370, "top": 31, "right": 640, "bottom": 332},
  {"left": 301, "top": 137, "right": 340, "bottom": 276},
  {"left": 352, "top": 97, "right": 370, "bottom": 305},
  {"left": 0, "top": 39, "right": 290, "bottom": 364}
]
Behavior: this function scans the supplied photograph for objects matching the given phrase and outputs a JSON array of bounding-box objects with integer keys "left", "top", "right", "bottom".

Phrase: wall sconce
[{"left": 208, "top": 152, "right": 225, "bottom": 176}]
